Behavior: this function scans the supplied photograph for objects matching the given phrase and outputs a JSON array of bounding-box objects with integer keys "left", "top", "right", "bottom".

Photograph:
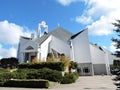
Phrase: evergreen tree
[{"left": 112, "top": 20, "right": 120, "bottom": 57}]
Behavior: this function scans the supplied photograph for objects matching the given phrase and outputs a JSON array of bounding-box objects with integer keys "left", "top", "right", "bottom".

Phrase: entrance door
[{"left": 31, "top": 56, "right": 36, "bottom": 62}]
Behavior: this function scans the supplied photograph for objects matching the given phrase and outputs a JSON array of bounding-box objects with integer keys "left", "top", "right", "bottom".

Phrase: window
[{"left": 83, "top": 67, "right": 90, "bottom": 73}]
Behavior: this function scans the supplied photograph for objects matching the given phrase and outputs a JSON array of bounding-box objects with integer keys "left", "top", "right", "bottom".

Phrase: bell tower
[{"left": 37, "top": 21, "right": 48, "bottom": 38}]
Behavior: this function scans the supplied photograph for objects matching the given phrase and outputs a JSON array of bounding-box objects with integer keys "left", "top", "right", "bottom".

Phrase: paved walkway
[
  {"left": 0, "top": 75, "right": 117, "bottom": 90},
  {"left": 54, "top": 75, "right": 117, "bottom": 90}
]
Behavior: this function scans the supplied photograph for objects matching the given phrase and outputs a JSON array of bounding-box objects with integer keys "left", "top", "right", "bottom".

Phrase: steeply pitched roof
[
  {"left": 50, "top": 27, "right": 73, "bottom": 42},
  {"left": 34, "top": 34, "right": 50, "bottom": 44},
  {"left": 71, "top": 28, "right": 88, "bottom": 39},
  {"left": 34, "top": 27, "right": 73, "bottom": 44}
]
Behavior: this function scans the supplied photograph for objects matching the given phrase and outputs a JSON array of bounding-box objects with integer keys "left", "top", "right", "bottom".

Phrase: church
[{"left": 17, "top": 21, "right": 114, "bottom": 76}]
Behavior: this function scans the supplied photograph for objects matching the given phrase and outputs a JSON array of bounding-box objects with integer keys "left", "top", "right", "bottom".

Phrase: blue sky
[{"left": 0, "top": 0, "right": 120, "bottom": 59}]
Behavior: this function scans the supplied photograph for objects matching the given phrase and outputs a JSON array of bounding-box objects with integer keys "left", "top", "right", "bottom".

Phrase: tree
[
  {"left": 0, "top": 57, "right": 18, "bottom": 69},
  {"left": 112, "top": 20, "right": 120, "bottom": 57}
]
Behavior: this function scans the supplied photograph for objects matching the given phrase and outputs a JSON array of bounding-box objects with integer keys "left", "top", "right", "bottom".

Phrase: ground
[{"left": 0, "top": 75, "right": 117, "bottom": 90}]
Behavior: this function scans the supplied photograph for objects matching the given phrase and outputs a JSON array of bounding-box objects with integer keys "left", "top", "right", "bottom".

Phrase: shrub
[
  {"left": 14, "top": 69, "right": 29, "bottom": 79},
  {"left": 26, "top": 68, "right": 62, "bottom": 82},
  {"left": 70, "top": 61, "right": 78, "bottom": 69},
  {"left": 0, "top": 72, "right": 16, "bottom": 81},
  {"left": 61, "top": 72, "right": 79, "bottom": 84},
  {"left": 14, "top": 68, "right": 62, "bottom": 82},
  {"left": 0, "top": 79, "right": 4, "bottom": 86},
  {"left": 46, "top": 53, "right": 54, "bottom": 62},
  {"left": 37, "top": 68, "right": 62, "bottom": 82},
  {"left": 0, "top": 68, "right": 9, "bottom": 74},
  {"left": 18, "top": 62, "right": 66, "bottom": 71},
  {"left": 26, "top": 69, "right": 38, "bottom": 79},
  {"left": 4, "top": 79, "right": 49, "bottom": 88}
]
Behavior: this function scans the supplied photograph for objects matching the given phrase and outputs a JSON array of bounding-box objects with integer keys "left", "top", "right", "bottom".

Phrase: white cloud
[
  {"left": 110, "top": 42, "right": 120, "bottom": 53},
  {"left": 0, "top": 20, "right": 31, "bottom": 45},
  {"left": 75, "top": 15, "right": 93, "bottom": 25},
  {"left": 56, "top": 0, "right": 82, "bottom": 6},
  {"left": 0, "top": 44, "right": 17, "bottom": 59},
  {"left": 88, "top": 16, "right": 113, "bottom": 36},
  {"left": 74, "top": 0, "right": 120, "bottom": 36},
  {"left": 110, "top": 43, "right": 116, "bottom": 52},
  {"left": 0, "top": 20, "right": 32, "bottom": 59}
]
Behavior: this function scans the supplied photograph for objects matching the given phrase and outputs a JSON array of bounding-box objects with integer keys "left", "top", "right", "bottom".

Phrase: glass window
[{"left": 83, "top": 67, "right": 90, "bottom": 73}]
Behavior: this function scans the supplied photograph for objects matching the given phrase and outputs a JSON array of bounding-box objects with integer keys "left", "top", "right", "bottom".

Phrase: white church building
[{"left": 17, "top": 21, "right": 114, "bottom": 76}]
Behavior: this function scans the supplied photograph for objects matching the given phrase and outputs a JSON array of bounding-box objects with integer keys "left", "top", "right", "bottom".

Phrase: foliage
[
  {"left": 0, "top": 57, "right": 18, "bottom": 69},
  {"left": 112, "top": 20, "right": 120, "bottom": 57},
  {"left": 0, "top": 68, "right": 63, "bottom": 86},
  {"left": 61, "top": 72, "right": 79, "bottom": 84},
  {"left": 59, "top": 54, "right": 70, "bottom": 71},
  {"left": 0, "top": 68, "right": 9, "bottom": 74},
  {"left": 24, "top": 68, "right": 62, "bottom": 82},
  {"left": 70, "top": 61, "right": 78, "bottom": 69},
  {"left": 113, "top": 60, "right": 120, "bottom": 68},
  {"left": 46, "top": 53, "right": 54, "bottom": 62},
  {"left": 0, "top": 68, "right": 62, "bottom": 82},
  {"left": 18, "top": 62, "right": 66, "bottom": 71},
  {"left": 0, "top": 72, "right": 16, "bottom": 83},
  {"left": 14, "top": 69, "right": 30, "bottom": 79},
  {"left": 37, "top": 68, "right": 62, "bottom": 82},
  {"left": 3, "top": 79, "right": 49, "bottom": 88}
]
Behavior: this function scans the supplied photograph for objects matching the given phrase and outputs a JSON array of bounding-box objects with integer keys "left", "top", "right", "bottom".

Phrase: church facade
[{"left": 17, "top": 21, "right": 114, "bottom": 76}]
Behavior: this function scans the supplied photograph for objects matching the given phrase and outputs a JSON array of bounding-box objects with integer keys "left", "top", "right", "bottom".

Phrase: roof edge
[{"left": 71, "top": 28, "right": 88, "bottom": 39}]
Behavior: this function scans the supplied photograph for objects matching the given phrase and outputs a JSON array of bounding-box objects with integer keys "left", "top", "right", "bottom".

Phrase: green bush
[
  {"left": 18, "top": 62, "right": 66, "bottom": 71},
  {"left": 70, "top": 61, "right": 78, "bottom": 69},
  {"left": 37, "top": 68, "right": 62, "bottom": 82},
  {"left": 26, "top": 69, "right": 38, "bottom": 79},
  {"left": 25, "top": 68, "right": 62, "bottom": 82},
  {"left": 13, "top": 68, "right": 62, "bottom": 82},
  {"left": 4, "top": 79, "right": 49, "bottom": 88},
  {"left": 0, "top": 68, "right": 9, "bottom": 74},
  {"left": 0, "top": 72, "right": 17, "bottom": 86},
  {"left": 0, "top": 79, "right": 4, "bottom": 87},
  {"left": 61, "top": 72, "right": 79, "bottom": 84},
  {"left": 13, "top": 69, "right": 29, "bottom": 79},
  {"left": 0, "top": 72, "right": 16, "bottom": 81}
]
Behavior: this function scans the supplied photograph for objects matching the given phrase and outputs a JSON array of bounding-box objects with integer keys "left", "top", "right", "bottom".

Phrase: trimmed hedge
[
  {"left": 24, "top": 68, "right": 62, "bottom": 82},
  {"left": 36, "top": 68, "right": 62, "bottom": 82},
  {"left": 0, "top": 68, "right": 63, "bottom": 83},
  {"left": 18, "top": 62, "right": 66, "bottom": 71},
  {"left": 0, "top": 72, "right": 16, "bottom": 81},
  {"left": 4, "top": 79, "right": 49, "bottom": 88}
]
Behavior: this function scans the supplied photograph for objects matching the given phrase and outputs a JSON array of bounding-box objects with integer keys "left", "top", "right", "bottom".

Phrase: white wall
[
  {"left": 90, "top": 44, "right": 106, "bottom": 64},
  {"left": 18, "top": 37, "right": 40, "bottom": 63},
  {"left": 50, "top": 36, "right": 70, "bottom": 58},
  {"left": 103, "top": 48, "right": 114, "bottom": 65},
  {"left": 40, "top": 36, "right": 52, "bottom": 61},
  {"left": 18, "top": 37, "right": 30, "bottom": 63},
  {"left": 72, "top": 30, "right": 91, "bottom": 63}
]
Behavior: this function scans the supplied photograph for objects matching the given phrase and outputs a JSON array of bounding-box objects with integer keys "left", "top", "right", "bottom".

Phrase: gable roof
[
  {"left": 34, "top": 27, "right": 73, "bottom": 44},
  {"left": 50, "top": 27, "right": 73, "bottom": 42}
]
